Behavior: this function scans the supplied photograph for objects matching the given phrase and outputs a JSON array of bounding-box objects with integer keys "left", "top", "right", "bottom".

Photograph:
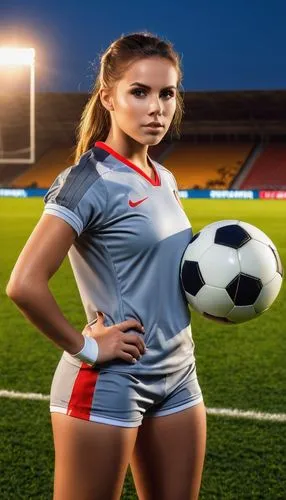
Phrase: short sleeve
[{"left": 43, "top": 151, "right": 107, "bottom": 237}]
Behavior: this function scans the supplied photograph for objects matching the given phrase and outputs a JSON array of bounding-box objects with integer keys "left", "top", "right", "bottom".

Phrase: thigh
[
  {"left": 130, "top": 402, "right": 206, "bottom": 500},
  {"left": 51, "top": 413, "right": 138, "bottom": 500}
]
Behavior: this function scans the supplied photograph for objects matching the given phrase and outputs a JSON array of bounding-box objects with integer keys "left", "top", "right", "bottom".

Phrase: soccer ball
[{"left": 180, "top": 220, "right": 283, "bottom": 324}]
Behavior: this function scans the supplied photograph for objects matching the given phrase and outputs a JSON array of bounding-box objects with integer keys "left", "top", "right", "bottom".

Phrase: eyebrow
[{"left": 129, "top": 82, "right": 177, "bottom": 90}]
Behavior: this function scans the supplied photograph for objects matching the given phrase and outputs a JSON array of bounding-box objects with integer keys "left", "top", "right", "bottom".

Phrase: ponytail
[{"left": 75, "top": 79, "right": 110, "bottom": 163}]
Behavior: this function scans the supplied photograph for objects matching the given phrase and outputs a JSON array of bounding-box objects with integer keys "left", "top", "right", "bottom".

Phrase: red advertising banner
[{"left": 259, "top": 191, "right": 286, "bottom": 200}]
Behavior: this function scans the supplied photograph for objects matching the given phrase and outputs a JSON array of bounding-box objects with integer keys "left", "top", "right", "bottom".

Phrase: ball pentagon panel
[
  {"left": 215, "top": 224, "right": 251, "bottom": 249},
  {"left": 226, "top": 273, "right": 262, "bottom": 305},
  {"left": 181, "top": 260, "right": 205, "bottom": 296}
]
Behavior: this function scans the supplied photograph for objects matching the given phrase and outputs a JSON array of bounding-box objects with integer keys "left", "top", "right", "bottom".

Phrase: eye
[
  {"left": 160, "top": 89, "right": 175, "bottom": 99},
  {"left": 131, "top": 88, "right": 147, "bottom": 98}
]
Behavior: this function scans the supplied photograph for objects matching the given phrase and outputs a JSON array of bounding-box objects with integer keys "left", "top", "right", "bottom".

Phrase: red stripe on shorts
[{"left": 67, "top": 362, "right": 99, "bottom": 420}]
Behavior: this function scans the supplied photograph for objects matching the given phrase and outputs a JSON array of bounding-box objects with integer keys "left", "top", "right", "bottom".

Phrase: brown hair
[{"left": 75, "top": 32, "right": 184, "bottom": 163}]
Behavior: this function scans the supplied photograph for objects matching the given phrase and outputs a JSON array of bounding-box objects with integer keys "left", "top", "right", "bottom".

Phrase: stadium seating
[
  {"left": 12, "top": 147, "right": 75, "bottom": 189},
  {"left": 240, "top": 144, "right": 286, "bottom": 190},
  {"left": 163, "top": 143, "right": 252, "bottom": 189},
  {"left": 9, "top": 143, "right": 171, "bottom": 189},
  {"left": 0, "top": 164, "right": 30, "bottom": 186},
  {"left": 5, "top": 142, "right": 264, "bottom": 191}
]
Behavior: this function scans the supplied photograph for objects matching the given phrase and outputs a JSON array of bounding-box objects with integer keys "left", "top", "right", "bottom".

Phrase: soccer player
[{"left": 6, "top": 32, "right": 206, "bottom": 500}]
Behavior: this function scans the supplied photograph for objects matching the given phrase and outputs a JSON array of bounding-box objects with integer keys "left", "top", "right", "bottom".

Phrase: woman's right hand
[{"left": 81, "top": 312, "right": 147, "bottom": 365}]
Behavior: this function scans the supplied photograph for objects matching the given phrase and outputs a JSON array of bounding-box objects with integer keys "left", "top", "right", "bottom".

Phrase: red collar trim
[{"left": 95, "top": 141, "right": 161, "bottom": 186}]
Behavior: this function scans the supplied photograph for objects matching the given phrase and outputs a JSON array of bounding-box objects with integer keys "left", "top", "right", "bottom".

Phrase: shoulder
[
  {"left": 43, "top": 149, "right": 108, "bottom": 236},
  {"left": 44, "top": 148, "right": 105, "bottom": 210}
]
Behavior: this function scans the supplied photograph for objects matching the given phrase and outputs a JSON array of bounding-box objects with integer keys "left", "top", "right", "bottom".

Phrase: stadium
[
  {"left": 1, "top": 56, "right": 286, "bottom": 498},
  {"left": 1, "top": 89, "right": 286, "bottom": 194}
]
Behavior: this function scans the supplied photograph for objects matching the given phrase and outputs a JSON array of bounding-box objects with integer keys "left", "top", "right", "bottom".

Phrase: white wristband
[{"left": 71, "top": 336, "right": 99, "bottom": 365}]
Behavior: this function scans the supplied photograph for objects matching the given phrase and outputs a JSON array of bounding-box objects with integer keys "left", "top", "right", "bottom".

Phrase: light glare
[{"left": 0, "top": 47, "right": 35, "bottom": 66}]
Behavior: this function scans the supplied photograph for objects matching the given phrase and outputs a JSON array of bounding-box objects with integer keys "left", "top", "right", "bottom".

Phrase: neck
[{"left": 104, "top": 131, "right": 150, "bottom": 171}]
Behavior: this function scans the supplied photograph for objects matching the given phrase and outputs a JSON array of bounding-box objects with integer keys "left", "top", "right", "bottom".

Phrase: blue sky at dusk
[{"left": 0, "top": 0, "right": 285, "bottom": 93}]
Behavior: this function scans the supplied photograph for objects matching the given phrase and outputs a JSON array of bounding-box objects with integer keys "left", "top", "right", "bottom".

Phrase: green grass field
[{"left": 1, "top": 198, "right": 286, "bottom": 499}]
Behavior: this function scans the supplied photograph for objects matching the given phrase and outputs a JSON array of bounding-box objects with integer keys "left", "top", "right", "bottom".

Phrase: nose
[{"left": 148, "top": 95, "right": 162, "bottom": 116}]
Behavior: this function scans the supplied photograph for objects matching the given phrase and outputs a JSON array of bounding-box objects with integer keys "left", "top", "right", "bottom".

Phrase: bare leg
[
  {"left": 52, "top": 413, "right": 139, "bottom": 500},
  {"left": 130, "top": 402, "right": 206, "bottom": 500}
]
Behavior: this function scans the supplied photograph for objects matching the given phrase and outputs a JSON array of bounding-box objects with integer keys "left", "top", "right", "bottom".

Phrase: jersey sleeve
[{"left": 43, "top": 152, "right": 107, "bottom": 237}]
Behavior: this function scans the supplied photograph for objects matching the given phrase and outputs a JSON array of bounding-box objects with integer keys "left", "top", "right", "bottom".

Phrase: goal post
[{"left": 0, "top": 47, "right": 35, "bottom": 164}]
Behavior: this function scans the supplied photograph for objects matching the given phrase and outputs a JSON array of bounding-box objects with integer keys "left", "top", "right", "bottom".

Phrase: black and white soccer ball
[{"left": 180, "top": 220, "right": 283, "bottom": 324}]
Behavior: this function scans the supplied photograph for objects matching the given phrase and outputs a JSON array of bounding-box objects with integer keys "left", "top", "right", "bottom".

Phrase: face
[{"left": 101, "top": 57, "right": 178, "bottom": 146}]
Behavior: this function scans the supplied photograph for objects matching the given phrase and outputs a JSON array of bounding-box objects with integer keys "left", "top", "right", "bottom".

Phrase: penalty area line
[{"left": 0, "top": 389, "right": 286, "bottom": 423}]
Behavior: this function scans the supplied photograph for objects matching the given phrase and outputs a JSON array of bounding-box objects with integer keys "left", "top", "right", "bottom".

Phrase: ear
[{"left": 99, "top": 88, "right": 114, "bottom": 111}]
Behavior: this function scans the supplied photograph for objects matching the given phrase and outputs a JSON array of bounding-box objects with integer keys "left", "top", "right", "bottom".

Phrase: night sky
[{"left": 0, "top": 0, "right": 285, "bottom": 93}]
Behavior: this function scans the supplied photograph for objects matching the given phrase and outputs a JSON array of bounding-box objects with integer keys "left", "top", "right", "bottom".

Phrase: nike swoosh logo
[{"left": 129, "top": 197, "right": 149, "bottom": 208}]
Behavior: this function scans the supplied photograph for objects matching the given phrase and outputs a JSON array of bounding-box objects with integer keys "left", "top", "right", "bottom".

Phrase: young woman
[{"left": 6, "top": 32, "right": 206, "bottom": 500}]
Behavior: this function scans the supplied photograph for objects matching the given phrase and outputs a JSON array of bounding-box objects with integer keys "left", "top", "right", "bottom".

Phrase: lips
[{"left": 144, "top": 123, "right": 163, "bottom": 128}]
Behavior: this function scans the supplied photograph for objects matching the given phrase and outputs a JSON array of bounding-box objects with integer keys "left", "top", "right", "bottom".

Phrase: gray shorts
[{"left": 50, "top": 352, "right": 203, "bottom": 428}]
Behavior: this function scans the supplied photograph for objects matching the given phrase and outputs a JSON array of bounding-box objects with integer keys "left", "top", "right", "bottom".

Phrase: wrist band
[{"left": 71, "top": 336, "right": 99, "bottom": 365}]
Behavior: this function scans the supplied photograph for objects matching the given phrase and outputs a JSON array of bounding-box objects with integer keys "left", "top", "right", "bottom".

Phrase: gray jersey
[{"left": 44, "top": 141, "right": 195, "bottom": 374}]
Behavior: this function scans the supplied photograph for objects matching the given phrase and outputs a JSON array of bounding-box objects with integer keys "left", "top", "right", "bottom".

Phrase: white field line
[
  {"left": 206, "top": 407, "right": 286, "bottom": 423},
  {"left": 1, "top": 389, "right": 286, "bottom": 423},
  {"left": 0, "top": 389, "right": 50, "bottom": 401}
]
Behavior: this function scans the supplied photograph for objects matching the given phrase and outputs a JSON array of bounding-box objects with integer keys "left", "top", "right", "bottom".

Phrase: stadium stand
[
  {"left": 9, "top": 143, "right": 171, "bottom": 189},
  {"left": 240, "top": 144, "right": 286, "bottom": 190},
  {"left": 163, "top": 143, "right": 253, "bottom": 189},
  {"left": 12, "top": 147, "right": 74, "bottom": 189},
  {"left": 1, "top": 91, "right": 286, "bottom": 190},
  {"left": 0, "top": 164, "right": 29, "bottom": 187}
]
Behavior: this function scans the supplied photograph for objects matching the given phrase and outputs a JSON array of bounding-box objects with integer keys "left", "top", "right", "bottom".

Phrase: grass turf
[{"left": 0, "top": 198, "right": 285, "bottom": 499}]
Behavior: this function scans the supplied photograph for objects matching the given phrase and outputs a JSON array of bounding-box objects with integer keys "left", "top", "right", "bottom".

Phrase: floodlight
[
  {"left": 0, "top": 47, "right": 35, "bottom": 164},
  {"left": 0, "top": 47, "right": 35, "bottom": 66}
]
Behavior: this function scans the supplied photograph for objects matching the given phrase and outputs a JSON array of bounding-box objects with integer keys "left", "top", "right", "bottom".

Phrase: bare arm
[{"left": 6, "top": 214, "right": 84, "bottom": 355}]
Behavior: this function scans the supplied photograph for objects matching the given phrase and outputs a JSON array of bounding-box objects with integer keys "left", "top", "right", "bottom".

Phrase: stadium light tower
[{"left": 0, "top": 47, "right": 35, "bottom": 164}]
